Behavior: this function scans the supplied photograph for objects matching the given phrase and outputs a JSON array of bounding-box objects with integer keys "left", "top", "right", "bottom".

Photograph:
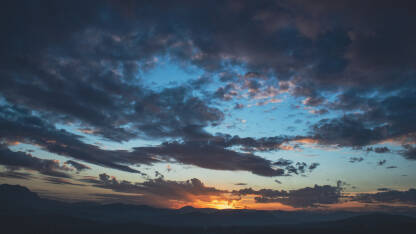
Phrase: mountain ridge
[{"left": 1, "top": 183, "right": 416, "bottom": 231}]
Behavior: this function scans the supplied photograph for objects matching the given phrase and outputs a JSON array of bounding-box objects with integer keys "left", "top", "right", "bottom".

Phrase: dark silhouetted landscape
[{"left": 1, "top": 184, "right": 415, "bottom": 233}]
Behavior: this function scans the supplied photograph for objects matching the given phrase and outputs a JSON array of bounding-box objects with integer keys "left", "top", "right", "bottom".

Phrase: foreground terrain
[{"left": 1, "top": 184, "right": 415, "bottom": 234}]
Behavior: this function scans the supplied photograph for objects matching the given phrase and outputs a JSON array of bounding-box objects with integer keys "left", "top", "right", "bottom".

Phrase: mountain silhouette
[
  {"left": 1, "top": 184, "right": 416, "bottom": 233},
  {"left": 0, "top": 184, "right": 40, "bottom": 201}
]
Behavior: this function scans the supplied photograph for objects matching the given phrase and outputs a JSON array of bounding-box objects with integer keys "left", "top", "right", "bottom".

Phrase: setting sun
[
  {"left": 210, "top": 200, "right": 235, "bottom": 210},
  {"left": 190, "top": 199, "right": 238, "bottom": 210}
]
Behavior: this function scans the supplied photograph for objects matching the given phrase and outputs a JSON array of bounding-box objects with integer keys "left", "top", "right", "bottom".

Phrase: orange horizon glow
[{"left": 170, "top": 195, "right": 298, "bottom": 211}]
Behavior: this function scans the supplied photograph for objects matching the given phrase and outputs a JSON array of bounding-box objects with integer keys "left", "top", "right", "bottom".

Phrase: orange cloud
[
  {"left": 294, "top": 138, "right": 318, "bottom": 144},
  {"left": 279, "top": 145, "right": 295, "bottom": 151}
]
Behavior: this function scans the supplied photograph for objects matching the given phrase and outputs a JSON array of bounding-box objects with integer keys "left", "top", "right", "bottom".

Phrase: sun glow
[
  {"left": 210, "top": 200, "right": 235, "bottom": 209},
  {"left": 192, "top": 199, "right": 237, "bottom": 209}
]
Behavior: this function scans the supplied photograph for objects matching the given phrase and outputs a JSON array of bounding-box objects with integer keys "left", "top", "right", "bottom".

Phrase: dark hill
[{"left": 1, "top": 184, "right": 416, "bottom": 233}]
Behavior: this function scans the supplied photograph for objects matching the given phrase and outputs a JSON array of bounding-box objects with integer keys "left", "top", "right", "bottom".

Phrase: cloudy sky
[{"left": 1, "top": 0, "right": 416, "bottom": 210}]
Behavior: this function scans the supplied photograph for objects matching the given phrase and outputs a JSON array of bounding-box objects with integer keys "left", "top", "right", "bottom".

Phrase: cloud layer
[{"left": 0, "top": 0, "right": 415, "bottom": 210}]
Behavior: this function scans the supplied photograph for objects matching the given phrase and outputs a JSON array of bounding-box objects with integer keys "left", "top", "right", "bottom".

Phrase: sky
[{"left": 0, "top": 0, "right": 416, "bottom": 211}]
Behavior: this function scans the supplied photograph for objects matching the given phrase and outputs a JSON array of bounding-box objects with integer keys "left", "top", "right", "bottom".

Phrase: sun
[
  {"left": 209, "top": 200, "right": 235, "bottom": 209},
  {"left": 191, "top": 199, "right": 237, "bottom": 209}
]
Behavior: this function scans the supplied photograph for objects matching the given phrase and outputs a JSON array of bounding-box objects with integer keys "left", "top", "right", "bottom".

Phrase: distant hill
[
  {"left": 1, "top": 184, "right": 416, "bottom": 233},
  {"left": 0, "top": 184, "right": 40, "bottom": 201}
]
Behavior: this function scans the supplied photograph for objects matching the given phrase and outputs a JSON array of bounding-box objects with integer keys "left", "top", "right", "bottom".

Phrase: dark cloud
[
  {"left": 216, "top": 134, "right": 294, "bottom": 152},
  {"left": 0, "top": 104, "right": 315, "bottom": 178},
  {"left": 235, "top": 183, "right": 247, "bottom": 186},
  {"left": 273, "top": 158, "right": 293, "bottom": 167},
  {"left": 0, "top": 62, "right": 223, "bottom": 142},
  {"left": 302, "top": 96, "right": 325, "bottom": 107},
  {"left": 87, "top": 175, "right": 350, "bottom": 208},
  {"left": 44, "top": 177, "right": 85, "bottom": 186},
  {"left": 402, "top": 145, "right": 416, "bottom": 160},
  {"left": 308, "top": 163, "right": 320, "bottom": 172},
  {"left": 310, "top": 109, "right": 329, "bottom": 115},
  {"left": 374, "top": 147, "right": 391, "bottom": 154},
  {"left": 0, "top": 144, "right": 71, "bottom": 178},
  {"left": 1, "top": 0, "right": 415, "bottom": 127},
  {"left": 366, "top": 147, "right": 391, "bottom": 154},
  {"left": 131, "top": 86, "right": 224, "bottom": 140},
  {"left": 310, "top": 116, "right": 383, "bottom": 147},
  {"left": 285, "top": 162, "right": 307, "bottom": 175},
  {"left": 131, "top": 141, "right": 286, "bottom": 177},
  {"left": 353, "top": 189, "right": 416, "bottom": 204},
  {"left": 378, "top": 160, "right": 387, "bottom": 166},
  {"left": 0, "top": 105, "right": 152, "bottom": 174},
  {"left": 1, "top": 0, "right": 232, "bottom": 145},
  {"left": 130, "top": 137, "right": 320, "bottom": 177},
  {"left": 78, "top": 176, "right": 101, "bottom": 184},
  {"left": 95, "top": 173, "right": 225, "bottom": 195},
  {"left": 233, "top": 183, "right": 343, "bottom": 208},
  {"left": 87, "top": 173, "right": 227, "bottom": 207},
  {"left": 308, "top": 91, "right": 416, "bottom": 158},
  {"left": 277, "top": 161, "right": 320, "bottom": 176},
  {"left": 65, "top": 160, "right": 90, "bottom": 172},
  {"left": 0, "top": 170, "right": 33, "bottom": 180},
  {"left": 0, "top": 0, "right": 414, "bottom": 172},
  {"left": 349, "top": 157, "right": 364, "bottom": 163}
]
